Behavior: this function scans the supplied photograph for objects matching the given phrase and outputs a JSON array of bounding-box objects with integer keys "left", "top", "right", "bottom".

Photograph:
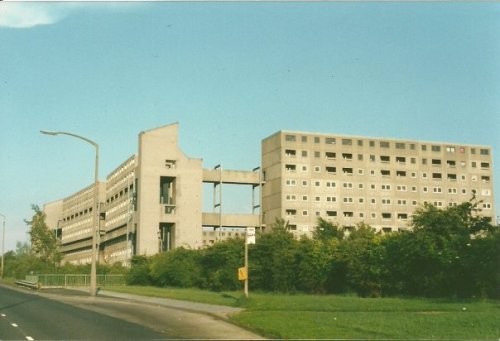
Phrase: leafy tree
[
  {"left": 313, "top": 218, "right": 344, "bottom": 241},
  {"left": 199, "top": 237, "right": 244, "bottom": 291},
  {"left": 149, "top": 247, "right": 201, "bottom": 287},
  {"left": 126, "top": 255, "right": 153, "bottom": 285},
  {"left": 25, "top": 205, "right": 62, "bottom": 266}
]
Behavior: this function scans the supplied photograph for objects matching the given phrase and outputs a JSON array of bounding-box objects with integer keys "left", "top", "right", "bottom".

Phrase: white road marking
[
  {"left": 1, "top": 313, "right": 6, "bottom": 317},
  {"left": 11, "top": 323, "right": 18, "bottom": 327},
  {"left": 26, "top": 337, "right": 35, "bottom": 341}
]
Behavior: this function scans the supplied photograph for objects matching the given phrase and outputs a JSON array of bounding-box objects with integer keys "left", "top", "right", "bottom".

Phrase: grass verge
[{"left": 105, "top": 286, "right": 500, "bottom": 339}]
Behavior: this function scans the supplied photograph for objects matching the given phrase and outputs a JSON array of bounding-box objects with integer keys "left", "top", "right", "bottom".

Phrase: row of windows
[
  {"left": 285, "top": 202, "right": 493, "bottom": 221},
  {"left": 284, "top": 150, "right": 491, "bottom": 169},
  {"left": 285, "top": 194, "right": 493, "bottom": 207},
  {"left": 285, "top": 165, "right": 492, "bottom": 182},
  {"left": 284, "top": 134, "right": 490, "bottom": 155},
  {"left": 284, "top": 179, "right": 492, "bottom": 195}
]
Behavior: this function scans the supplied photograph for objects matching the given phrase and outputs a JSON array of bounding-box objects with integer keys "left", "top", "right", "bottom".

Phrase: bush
[{"left": 149, "top": 248, "right": 201, "bottom": 287}]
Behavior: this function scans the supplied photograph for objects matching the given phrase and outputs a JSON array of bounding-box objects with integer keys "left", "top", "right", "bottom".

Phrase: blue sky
[{"left": 0, "top": 2, "right": 499, "bottom": 252}]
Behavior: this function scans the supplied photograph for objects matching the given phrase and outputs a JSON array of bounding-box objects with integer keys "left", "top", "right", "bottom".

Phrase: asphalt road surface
[{"left": 0, "top": 285, "right": 263, "bottom": 340}]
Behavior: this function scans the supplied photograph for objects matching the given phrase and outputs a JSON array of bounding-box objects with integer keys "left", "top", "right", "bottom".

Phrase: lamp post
[
  {"left": 0, "top": 213, "right": 5, "bottom": 280},
  {"left": 41, "top": 130, "right": 99, "bottom": 296}
]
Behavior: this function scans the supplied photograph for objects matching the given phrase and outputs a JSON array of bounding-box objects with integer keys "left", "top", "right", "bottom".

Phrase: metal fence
[{"left": 26, "top": 274, "right": 126, "bottom": 288}]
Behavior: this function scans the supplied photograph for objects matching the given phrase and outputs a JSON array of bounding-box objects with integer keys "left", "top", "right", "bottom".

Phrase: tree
[
  {"left": 313, "top": 218, "right": 344, "bottom": 241},
  {"left": 25, "top": 205, "right": 62, "bottom": 266}
]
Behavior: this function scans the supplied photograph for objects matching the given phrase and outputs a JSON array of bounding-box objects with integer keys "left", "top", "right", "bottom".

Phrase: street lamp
[
  {"left": 0, "top": 213, "right": 5, "bottom": 280},
  {"left": 41, "top": 130, "right": 99, "bottom": 296}
]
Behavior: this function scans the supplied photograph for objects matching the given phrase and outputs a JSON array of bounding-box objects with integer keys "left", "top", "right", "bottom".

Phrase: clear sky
[{"left": 0, "top": 2, "right": 499, "bottom": 252}]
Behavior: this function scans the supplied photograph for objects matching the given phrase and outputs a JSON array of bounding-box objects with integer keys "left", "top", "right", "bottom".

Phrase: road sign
[
  {"left": 246, "top": 227, "right": 256, "bottom": 245},
  {"left": 238, "top": 267, "right": 248, "bottom": 281}
]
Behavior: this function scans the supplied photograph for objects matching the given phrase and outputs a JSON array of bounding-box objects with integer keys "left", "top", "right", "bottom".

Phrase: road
[{"left": 0, "top": 285, "right": 264, "bottom": 340}]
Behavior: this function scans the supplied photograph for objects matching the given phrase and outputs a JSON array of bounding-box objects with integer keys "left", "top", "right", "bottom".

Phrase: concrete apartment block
[
  {"left": 261, "top": 130, "right": 495, "bottom": 237},
  {"left": 43, "top": 123, "right": 494, "bottom": 265}
]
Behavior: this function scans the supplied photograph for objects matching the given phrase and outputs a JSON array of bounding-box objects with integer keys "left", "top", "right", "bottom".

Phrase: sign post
[{"left": 244, "top": 227, "right": 255, "bottom": 298}]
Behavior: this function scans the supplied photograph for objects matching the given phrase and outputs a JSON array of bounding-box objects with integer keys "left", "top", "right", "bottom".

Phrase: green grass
[{"left": 105, "top": 286, "right": 500, "bottom": 339}]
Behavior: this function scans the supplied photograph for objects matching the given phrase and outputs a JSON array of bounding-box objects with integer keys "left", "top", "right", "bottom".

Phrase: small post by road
[{"left": 244, "top": 227, "right": 256, "bottom": 298}]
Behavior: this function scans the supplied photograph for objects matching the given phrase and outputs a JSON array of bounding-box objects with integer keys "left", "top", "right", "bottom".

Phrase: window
[
  {"left": 342, "top": 168, "right": 353, "bottom": 175},
  {"left": 380, "top": 155, "right": 390, "bottom": 163},
  {"left": 357, "top": 140, "right": 363, "bottom": 146},
  {"left": 285, "top": 179, "right": 296, "bottom": 186},
  {"left": 380, "top": 141, "right": 390, "bottom": 148},
  {"left": 370, "top": 184, "right": 376, "bottom": 190},
  {"left": 302, "top": 180, "right": 308, "bottom": 186},
  {"left": 371, "top": 213, "right": 377, "bottom": 219},
  {"left": 482, "top": 189, "right": 491, "bottom": 196},
  {"left": 285, "top": 149, "right": 296, "bottom": 157},
  {"left": 482, "top": 203, "right": 492, "bottom": 209},
  {"left": 397, "top": 213, "right": 408, "bottom": 220},
  {"left": 410, "top": 143, "right": 416, "bottom": 150},
  {"left": 480, "top": 148, "right": 489, "bottom": 155},
  {"left": 342, "top": 138, "right": 352, "bottom": 146},
  {"left": 411, "top": 157, "right": 416, "bottom": 164},
  {"left": 342, "top": 153, "right": 353, "bottom": 161},
  {"left": 397, "top": 185, "right": 407, "bottom": 191},
  {"left": 432, "top": 159, "right": 442, "bottom": 166},
  {"left": 412, "top": 200, "right": 418, "bottom": 206},
  {"left": 382, "top": 198, "right": 391, "bottom": 205},
  {"left": 302, "top": 210, "right": 308, "bottom": 216},
  {"left": 396, "top": 156, "right": 406, "bottom": 164},
  {"left": 422, "top": 158, "right": 427, "bottom": 165},
  {"left": 422, "top": 172, "right": 428, "bottom": 179},
  {"left": 381, "top": 184, "right": 391, "bottom": 190},
  {"left": 371, "top": 198, "right": 376, "bottom": 204},
  {"left": 358, "top": 183, "right": 364, "bottom": 189},
  {"left": 395, "top": 142, "right": 405, "bottom": 149},
  {"left": 447, "top": 160, "right": 456, "bottom": 167},
  {"left": 370, "top": 169, "right": 376, "bottom": 176},
  {"left": 481, "top": 176, "right": 491, "bottom": 183},
  {"left": 359, "top": 198, "right": 364, "bottom": 204},
  {"left": 358, "top": 154, "right": 364, "bottom": 161},
  {"left": 370, "top": 154, "right": 376, "bottom": 162},
  {"left": 432, "top": 173, "right": 442, "bottom": 180},
  {"left": 381, "top": 170, "right": 391, "bottom": 177},
  {"left": 471, "top": 148, "right": 476, "bottom": 155},
  {"left": 433, "top": 187, "right": 442, "bottom": 193},
  {"left": 301, "top": 136, "right": 307, "bottom": 143},
  {"left": 397, "top": 199, "right": 407, "bottom": 205},
  {"left": 431, "top": 145, "right": 441, "bottom": 152},
  {"left": 472, "top": 175, "right": 477, "bottom": 182},
  {"left": 325, "top": 137, "right": 336, "bottom": 144},
  {"left": 421, "top": 145, "right": 427, "bottom": 151},
  {"left": 448, "top": 188, "right": 457, "bottom": 194},
  {"left": 315, "top": 196, "right": 321, "bottom": 202},
  {"left": 481, "top": 162, "right": 490, "bottom": 169},
  {"left": 423, "top": 186, "right": 428, "bottom": 193},
  {"left": 358, "top": 169, "right": 364, "bottom": 175},
  {"left": 314, "top": 136, "right": 320, "bottom": 144},
  {"left": 471, "top": 161, "right": 477, "bottom": 168},
  {"left": 285, "top": 164, "right": 296, "bottom": 172},
  {"left": 460, "top": 161, "right": 466, "bottom": 168},
  {"left": 343, "top": 182, "right": 353, "bottom": 189},
  {"left": 369, "top": 141, "right": 375, "bottom": 147},
  {"left": 411, "top": 172, "right": 417, "bottom": 178},
  {"left": 382, "top": 213, "right": 392, "bottom": 220},
  {"left": 286, "top": 194, "right": 296, "bottom": 201},
  {"left": 314, "top": 166, "right": 321, "bottom": 172},
  {"left": 343, "top": 197, "right": 353, "bottom": 203},
  {"left": 286, "top": 209, "right": 297, "bottom": 216},
  {"left": 325, "top": 152, "right": 336, "bottom": 160},
  {"left": 396, "top": 170, "right": 406, "bottom": 177},
  {"left": 302, "top": 165, "right": 308, "bottom": 172},
  {"left": 411, "top": 186, "right": 417, "bottom": 192},
  {"left": 301, "top": 150, "right": 308, "bottom": 157},
  {"left": 302, "top": 195, "right": 309, "bottom": 201},
  {"left": 285, "top": 135, "right": 296, "bottom": 142},
  {"left": 446, "top": 146, "right": 455, "bottom": 153},
  {"left": 326, "top": 211, "right": 337, "bottom": 217},
  {"left": 343, "top": 211, "right": 354, "bottom": 218},
  {"left": 326, "top": 166, "right": 337, "bottom": 174},
  {"left": 314, "top": 151, "right": 320, "bottom": 158},
  {"left": 447, "top": 173, "right": 457, "bottom": 181},
  {"left": 326, "top": 181, "right": 336, "bottom": 188},
  {"left": 326, "top": 196, "right": 336, "bottom": 202},
  {"left": 462, "top": 189, "right": 467, "bottom": 195}
]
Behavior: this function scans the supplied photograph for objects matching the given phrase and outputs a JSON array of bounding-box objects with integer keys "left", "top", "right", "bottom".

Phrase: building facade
[
  {"left": 261, "top": 130, "right": 495, "bottom": 237},
  {"left": 44, "top": 124, "right": 495, "bottom": 265},
  {"left": 44, "top": 123, "right": 261, "bottom": 265}
]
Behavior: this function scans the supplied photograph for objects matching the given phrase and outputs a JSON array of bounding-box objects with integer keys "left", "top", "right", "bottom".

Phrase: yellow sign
[{"left": 238, "top": 267, "right": 248, "bottom": 281}]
